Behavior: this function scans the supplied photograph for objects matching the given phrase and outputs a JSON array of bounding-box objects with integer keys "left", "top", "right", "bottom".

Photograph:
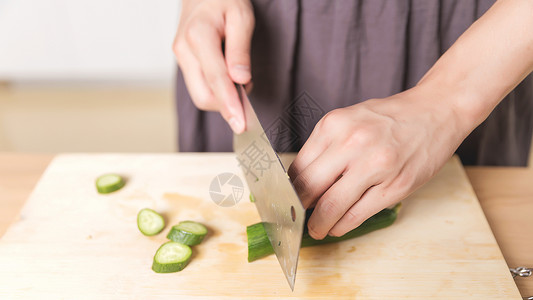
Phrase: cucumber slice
[
  {"left": 137, "top": 208, "right": 165, "bottom": 236},
  {"left": 166, "top": 221, "right": 207, "bottom": 246},
  {"left": 95, "top": 174, "right": 125, "bottom": 194},
  {"left": 152, "top": 241, "right": 192, "bottom": 273}
]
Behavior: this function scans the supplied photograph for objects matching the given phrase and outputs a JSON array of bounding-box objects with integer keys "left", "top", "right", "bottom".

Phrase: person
[{"left": 173, "top": 0, "right": 533, "bottom": 240}]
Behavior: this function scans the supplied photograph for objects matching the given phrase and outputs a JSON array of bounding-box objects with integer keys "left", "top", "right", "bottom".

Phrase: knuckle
[
  {"left": 319, "top": 110, "right": 341, "bottom": 130},
  {"left": 287, "top": 164, "right": 301, "bottom": 183},
  {"left": 345, "top": 128, "right": 375, "bottom": 148},
  {"left": 173, "top": 40, "right": 187, "bottom": 61},
  {"left": 319, "top": 198, "right": 340, "bottom": 217},
  {"left": 374, "top": 146, "right": 397, "bottom": 169},
  {"left": 293, "top": 172, "right": 312, "bottom": 196},
  {"left": 343, "top": 209, "right": 361, "bottom": 226},
  {"left": 332, "top": 211, "right": 363, "bottom": 237},
  {"left": 392, "top": 172, "right": 416, "bottom": 195},
  {"left": 184, "top": 21, "right": 207, "bottom": 47},
  {"left": 192, "top": 95, "right": 215, "bottom": 111}
]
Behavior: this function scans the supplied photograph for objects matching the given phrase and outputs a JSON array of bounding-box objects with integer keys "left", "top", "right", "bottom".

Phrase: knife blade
[{"left": 233, "top": 85, "right": 305, "bottom": 291}]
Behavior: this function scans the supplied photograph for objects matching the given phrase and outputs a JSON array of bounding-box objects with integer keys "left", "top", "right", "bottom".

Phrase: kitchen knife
[{"left": 233, "top": 85, "right": 305, "bottom": 291}]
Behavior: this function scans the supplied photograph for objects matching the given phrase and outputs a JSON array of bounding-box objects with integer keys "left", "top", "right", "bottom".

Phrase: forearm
[{"left": 417, "top": 0, "right": 533, "bottom": 132}]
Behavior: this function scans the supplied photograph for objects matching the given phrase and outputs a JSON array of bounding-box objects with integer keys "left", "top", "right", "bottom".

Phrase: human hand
[
  {"left": 288, "top": 87, "right": 470, "bottom": 239},
  {"left": 173, "top": 0, "right": 255, "bottom": 133}
]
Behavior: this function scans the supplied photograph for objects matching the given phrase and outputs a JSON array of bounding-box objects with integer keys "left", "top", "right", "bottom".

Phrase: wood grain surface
[
  {"left": 0, "top": 153, "right": 522, "bottom": 299},
  {"left": 0, "top": 153, "right": 53, "bottom": 237},
  {"left": 466, "top": 167, "right": 533, "bottom": 298}
]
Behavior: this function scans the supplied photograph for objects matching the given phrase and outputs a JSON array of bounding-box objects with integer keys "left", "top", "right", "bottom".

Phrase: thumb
[
  {"left": 224, "top": 5, "right": 255, "bottom": 84},
  {"left": 216, "top": 82, "right": 245, "bottom": 134}
]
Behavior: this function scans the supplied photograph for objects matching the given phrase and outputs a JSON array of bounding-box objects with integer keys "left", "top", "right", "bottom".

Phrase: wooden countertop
[{"left": 1, "top": 153, "right": 531, "bottom": 297}]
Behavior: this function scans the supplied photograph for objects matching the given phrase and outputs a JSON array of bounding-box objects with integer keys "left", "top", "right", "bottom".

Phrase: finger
[
  {"left": 176, "top": 44, "right": 217, "bottom": 111},
  {"left": 187, "top": 21, "right": 244, "bottom": 133},
  {"left": 328, "top": 169, "right": 413, "bottom": 237},
  {"left": 292, "top": 148, "right": 346, "bottom": 209},
  {"left": 306, "top": 170, "right": 380, "bottom": 240},
  {"left": 225, "top": 4, "right": 254, "bottom": 84},
  {"left": 287, "top": 126, "right": 329, "bottom": 181},
  {"left": 328, "top": 185, "right": 396, "bottom": 237}
]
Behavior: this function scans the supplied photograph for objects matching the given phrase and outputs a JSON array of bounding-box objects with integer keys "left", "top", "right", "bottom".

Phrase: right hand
[{"left": 173, "top": 0, "right": 255, "bottom": 134}]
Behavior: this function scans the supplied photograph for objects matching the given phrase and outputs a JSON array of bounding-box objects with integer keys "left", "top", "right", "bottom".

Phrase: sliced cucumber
[
  {"left": 167, "top": 221, "right": 207, "bottom": 246},
  {"left": 95, "top": 174, "right": 125, "bottom": 194},
  {"left": 152, "top": 241, "right": 192, "bottom": 273},
  {"left": 137, "top": 208, "right": 165, "bottom": 236},
  {"left": 247, "top": 204, "right": 402, "bottom": 262}
]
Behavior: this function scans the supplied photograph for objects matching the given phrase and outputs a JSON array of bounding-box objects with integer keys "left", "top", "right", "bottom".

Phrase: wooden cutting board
[{"left": 0, "top": 154, "right": 521, "bottom": 299}]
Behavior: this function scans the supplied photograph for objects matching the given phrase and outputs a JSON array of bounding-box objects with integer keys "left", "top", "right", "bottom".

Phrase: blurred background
[
  {"left": 0, "top": 0, "right": 532, "bottom": 163},
  {"left": 0, "top": 0, "right": 181, "bottom": 152}
]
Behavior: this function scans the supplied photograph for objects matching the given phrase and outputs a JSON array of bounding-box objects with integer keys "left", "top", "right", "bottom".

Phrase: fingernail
[
  {"left": 232, "top": 65, "right": 251, "bottom": 82},
  {"left": 228, "top": 117, "right": 244, "bottom": 134}
]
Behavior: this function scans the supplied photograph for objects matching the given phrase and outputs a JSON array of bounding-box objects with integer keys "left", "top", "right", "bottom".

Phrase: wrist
[
  {"left": 403, "top": 83, "right": 477, "bottom": 146},
  {"left": 414, "top": 65, "right": 493, "bottom": 136}
]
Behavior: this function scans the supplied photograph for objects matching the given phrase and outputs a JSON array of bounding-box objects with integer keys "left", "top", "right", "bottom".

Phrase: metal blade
[{"left": 233, "top": 85, "right": 305, "bottom": 290}]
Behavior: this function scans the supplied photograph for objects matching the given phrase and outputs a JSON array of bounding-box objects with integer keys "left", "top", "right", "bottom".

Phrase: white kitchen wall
[
  {"left": 0, "top": 0, "right": 181, "bottom": 153},
  {"left": 0, "top": 0, "right": 180, "bottom": 83}
]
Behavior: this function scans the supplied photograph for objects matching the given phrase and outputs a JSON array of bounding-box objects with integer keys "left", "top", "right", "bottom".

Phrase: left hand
[{"left": 288, "top": 86, "right": 469, "bottom": 239}]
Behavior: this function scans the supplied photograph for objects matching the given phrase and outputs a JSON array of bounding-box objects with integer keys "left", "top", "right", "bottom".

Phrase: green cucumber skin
[
  {"left": 247, "top": 205, "right": 400, "bottom": 262},
  {"left": 152, "top": 242, "right": 192, "bottom": 273},
  {"left": 167, "top": 226, "right": 206, "bottom": 246},
  {"left": 95, "top": 174, "right": 125, "bottom": 194},
  {"left": 247, "top": 223, "right": 275, "bottom": 262},
  {"left": 152, "top": 259, "right": 191, "bottom": 273}
]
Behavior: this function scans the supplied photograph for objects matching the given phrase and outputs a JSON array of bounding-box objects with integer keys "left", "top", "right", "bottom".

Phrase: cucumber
[
  {"left": 167, "top": 221, "right": 208, "bottom": 246},
  {"left": 137, "top": 208, "right": 165, "bottom": 236},
  {"left": 152, "top": 241, "right": 192, "bottom": 273},
  {"left": 247, "top": 204, "right": 401, "bottom": 262},
  {"left": 95, "top": 174, "right": 125, "bottom": 194}
]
